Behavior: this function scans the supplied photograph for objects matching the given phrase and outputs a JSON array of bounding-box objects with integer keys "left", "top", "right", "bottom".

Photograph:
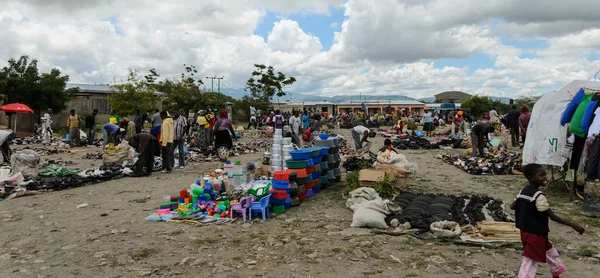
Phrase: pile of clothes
[
  {"left": 26, "top": 165, "right": 127, "bottom": 192},
  {"left": 387, "top": 192, "right": 512, "bottom": 230},
  {"left": 342, "top": 156, "right": 376, "bottom": 172},
  {"left": 438, "top": 152, "right": 522, "bottom": 175}
]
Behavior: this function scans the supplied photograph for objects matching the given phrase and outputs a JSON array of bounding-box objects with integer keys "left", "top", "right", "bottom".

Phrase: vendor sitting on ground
[
  {"left": 352, "top": 125, "right": 376, "bottom": 150},
  {"left": 129, "top": 133, "right": 158, "bottom": 177},
  {"left": 102, "top": 123, "right": 121, "bottom": 148},
  {"left": 470, "top": 123, "right": 495, "bottom": 158},
  {"left": 0, "top": 130, "right": 16, "bottom": 165},
  {"left": 379, "top": 139, "right": 399, "bottom": 154}
]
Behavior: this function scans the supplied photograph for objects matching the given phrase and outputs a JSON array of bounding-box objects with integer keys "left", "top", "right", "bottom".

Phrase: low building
[
  {"left": 434, "top": 91, "right": 472, "bottom": 103},
  {"left": 272, "top": 101, "right": 336, "bottom": 115},
  {"left": 337, "top": 100, "right": 426, "bottom": 116}
]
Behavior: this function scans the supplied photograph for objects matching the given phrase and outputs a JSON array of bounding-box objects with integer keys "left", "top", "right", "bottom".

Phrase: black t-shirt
[
  {"left": 85, "top": 115, "right": 96, "bottom": 129},
  {"left": 471, "top": 123, "right": 489, "bottom": 137}
]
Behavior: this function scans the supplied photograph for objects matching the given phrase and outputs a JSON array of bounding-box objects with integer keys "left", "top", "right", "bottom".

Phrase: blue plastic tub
[
  {"left": 305, "top": 173, "right": 313, "bottom": 182},
  {"left": 318, "top": 146, "right": 330, "bottom": 156},
  {"left": 272, "top": 179, "right": 290, "bottom": 190},
  {"left": 319, "top": 134, "right": 330, "bottom": 140},
  {"left": 306, "top": 158, "right": 314, "bottom": 167},
  {"left": 290, "top": 149, "right": 311, "bottom": 160},
  {"left": 312, "top": 156, "right": 323, "bottom": 163},
  {"left": 312, "top": 171, "right": 321, "bottom": 179},
  {"left": 270, "top": 197, "right": 287, "bottom": 205},
  {"left": 312, "top": 186, "right": 321, "bottom": 194}
]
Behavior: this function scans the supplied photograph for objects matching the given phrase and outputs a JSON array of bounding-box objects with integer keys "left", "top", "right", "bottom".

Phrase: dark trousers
[
  {"left": 133, "top": 139, "right": 156, "bottom": 176},
  {"left": 135, "top": 126, "right": 142, "bottom": 134},
  {"left": 571, "top": 135, "right": 586, "bottom": 170},
  {"left": 161, "top": 143, "right": 172, "bottom": 172},
  {"left": 510, "top": 126, "right": 520, "bottom": 147},
  {"left": 586, "top": 137, "right": 600, "bottom": 179},
  {"left": 247, "top": 118, "right": 257, "bottom": 129},
  {"left": 1, "top": 142, "right": 11, "bottom": 164}
]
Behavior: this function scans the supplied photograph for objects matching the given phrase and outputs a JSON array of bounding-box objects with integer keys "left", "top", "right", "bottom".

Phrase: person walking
[
  {"left": 519, "top": 106, "right": 531, "bottom": 147},
  {"left": 507, "top": 105, "right": 521, "bottom": 147},
  {"left": 67, "top": 109, "right": 81, "bottom": 147},
  {"left": 273, "top": 110, "right": 284, "bottom": 130},
  {"left": 159, "top": 111, "right": 173, "bottom": 173},
  {"left": 129, "top": 133, "right": 158, "bottom": 177},
  {"left": 41, "top": 108, "right": 53, "bottom": 145},
  {"left": 134, "top": 109, "right": 143, "bottom": 134},
  {"left": 85, "top": 109, "right": 98, "bottom": 146},
  {"left": 196, "top": 110, "right": 208, "bottom": 147},
  {"left": 150, "top": 109, "right": 162, "bottom": 128},
  {"left": 422, "top": 109, "right": 434, "bottom": 137},
  {"left": 248, "top": 105, "right": 257, "bottom": 130},
  {"left": 510, "top": 164, "right": 584, "bottom": 277},
  {"left": 170, "top": 110, "right": 188, "bottom": 169}
]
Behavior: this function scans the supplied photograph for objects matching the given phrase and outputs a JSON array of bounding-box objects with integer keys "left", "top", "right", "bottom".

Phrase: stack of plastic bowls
[{"left": 271, "top": 129, "right": 284, "bottom": 171}]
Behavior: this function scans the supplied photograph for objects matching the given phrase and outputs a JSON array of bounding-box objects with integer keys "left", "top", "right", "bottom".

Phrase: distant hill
[{"left": 220, "top": 88, "right": 416, "bottom": 103}]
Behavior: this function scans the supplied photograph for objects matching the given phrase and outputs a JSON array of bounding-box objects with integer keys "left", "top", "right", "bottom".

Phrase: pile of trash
[
  {"left": 438, "top": 152, "right": 522, "bottom": 175},
  {"left": 82, "top": 151, "right": 103, "bottom": 160},
  {"left": 386, "top": 192, "right": 512, "bottom": 230},
  {"left": 20, "top": 147, "right": 71, "bottom": 156}
]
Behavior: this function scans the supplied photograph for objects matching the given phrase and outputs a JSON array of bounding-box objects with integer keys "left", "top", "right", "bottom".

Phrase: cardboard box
[
  {"left": 359, "top": 169, "right": 394, "bottom": 187},
  {"left": 358, "top": 169, "right": 408, "bottom": 190}
]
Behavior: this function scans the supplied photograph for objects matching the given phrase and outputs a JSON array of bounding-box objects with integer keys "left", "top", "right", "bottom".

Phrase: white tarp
[{"left": 524, "top": 80, "right": 600, "bottom": 166}]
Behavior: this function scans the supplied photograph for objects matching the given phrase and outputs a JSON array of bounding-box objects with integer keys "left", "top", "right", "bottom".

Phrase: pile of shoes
[
  {"left": 439, "top": 152, "right": 522, "bottom": 175},
  {"left": 387, "top": 192, "right": 511, "bottom": 230}
]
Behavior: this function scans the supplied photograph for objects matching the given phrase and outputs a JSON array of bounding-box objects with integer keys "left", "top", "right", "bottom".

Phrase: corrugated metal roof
[
  {"left": 67, "top": 83, "right": 113, "bottom": 93},
  {"left": 67, "top": 83, "right": 165, "bottom": 96},
  {"left": 338, "top": 100, "right": 424, "bottom": 106}
]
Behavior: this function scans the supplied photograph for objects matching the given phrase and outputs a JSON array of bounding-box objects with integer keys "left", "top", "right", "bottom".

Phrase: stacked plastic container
[
  {"left": 270, "top": 170, "right": 291, "bottom": 214},
  {"left": 287, "top": 149, "right": 311, "bottom": 201},
  {"left": 271, "top": 129, "right": 284, "bottom": 171},
  {"left": 314, "top": 134, "right": 341, "bottom": 186},
  {"left": 282, "top": 137, "right": 293, "bottom": 168}
]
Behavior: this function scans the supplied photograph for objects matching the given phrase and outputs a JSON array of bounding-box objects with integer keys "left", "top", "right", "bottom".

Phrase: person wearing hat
[
  {"left": 67, "top": 109, "right": 81, "bottom": 147},
  {"left": 519, "top": 106, "right": 531, "bottom": 147}
]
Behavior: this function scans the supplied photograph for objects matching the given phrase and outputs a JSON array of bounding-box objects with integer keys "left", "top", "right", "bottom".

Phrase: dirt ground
[{"left": 1, "top": 128, "right": 599, "bottom": 278}]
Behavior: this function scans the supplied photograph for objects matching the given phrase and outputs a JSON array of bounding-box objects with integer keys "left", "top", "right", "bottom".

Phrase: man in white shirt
[
  {"left": 248, "top": 105, "right": 257, "bottom": 129},
  {"left": 489, "top": 108, "right": 500, "bottom": 134},
  {"left": 41, "top": 108, "right": 53, "bottom": 145},
  {"left": 288, "top": 110, "right": 301, "bottom": 145},
  {"left": 352, "top": 125, "right": 376, "bottom": 151}
]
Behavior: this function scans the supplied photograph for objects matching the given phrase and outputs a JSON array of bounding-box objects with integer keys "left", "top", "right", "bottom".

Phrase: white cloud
[{"left": 0, "top": 0, "right": 599, "bottom": 100}]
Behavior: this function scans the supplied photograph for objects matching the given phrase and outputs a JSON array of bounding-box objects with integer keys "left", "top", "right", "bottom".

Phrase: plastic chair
[
  {"left": 230, "top": 196, "right": 255, "bottom": 221},
  {"left": 249, "top": 194, "right": 271, "bottom": 221}
]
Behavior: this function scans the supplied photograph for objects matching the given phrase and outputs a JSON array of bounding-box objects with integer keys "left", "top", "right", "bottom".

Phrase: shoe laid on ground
[{"left": 179, "top": 166, "right": 185, "bottom": 169}]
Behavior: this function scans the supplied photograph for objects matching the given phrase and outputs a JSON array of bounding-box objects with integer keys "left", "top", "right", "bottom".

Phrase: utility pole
[
  {"left": 205, "top": 76, "right": 224, "bottom": 92},
  {"left": 206, "top": 76, "right": 216, "bottom": 92}
]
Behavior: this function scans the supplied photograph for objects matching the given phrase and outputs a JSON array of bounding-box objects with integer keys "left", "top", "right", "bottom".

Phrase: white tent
[{"left": 523, "top": 80, "right": 600, "bottom": 167}]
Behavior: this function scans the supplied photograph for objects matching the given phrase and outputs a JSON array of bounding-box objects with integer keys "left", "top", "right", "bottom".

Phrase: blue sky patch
[{"left": 254, "top": 7, "right": 345, "bottom": 50}]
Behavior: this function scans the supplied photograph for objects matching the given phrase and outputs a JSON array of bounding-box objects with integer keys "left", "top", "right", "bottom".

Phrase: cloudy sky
[{"left": 1, "top": 0, "right": 599, "bottom": 99}]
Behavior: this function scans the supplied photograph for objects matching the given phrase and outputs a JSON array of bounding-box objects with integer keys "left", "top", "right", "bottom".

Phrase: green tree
[
  {"left": 108, "top": 69, "right": 157, "bottom": 116},
  {"left": 245, "top": 64, "right": 296, "bottom": 110},
  {"left": 515, "top": 95, "right": 542, "bottom": 110},
  {"left": 491, "top": 100, "right": 511, "bottom": 114},
  {"left": 0, "top": 55, "right": 78, "bottom": 113},
  {"left": 460, "top": 95, "right": 493, "bottom": 119}
]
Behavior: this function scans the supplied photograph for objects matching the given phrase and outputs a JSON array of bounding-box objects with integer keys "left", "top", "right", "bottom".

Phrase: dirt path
[{"left": 0, "top": 129, "right": 599, "bottom": 278}]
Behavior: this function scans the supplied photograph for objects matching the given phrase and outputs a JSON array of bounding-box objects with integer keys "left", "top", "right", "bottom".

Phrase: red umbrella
[{"left": 0, "top": 103, "right": 35, "bottom": 133}]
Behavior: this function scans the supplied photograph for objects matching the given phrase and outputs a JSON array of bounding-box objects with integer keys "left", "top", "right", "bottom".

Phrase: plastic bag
[
  {"left": 430, "top": 221, "right": 462, "bottom": 238},
  {"left": 65, "top": 133, "right": 71, "bottom": 143},
  {"left": 10, "top": 149, "right": 40, "bottom": 179},
  {"left": 415, "top": 130, "right": 424, "bottom": 137}
]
